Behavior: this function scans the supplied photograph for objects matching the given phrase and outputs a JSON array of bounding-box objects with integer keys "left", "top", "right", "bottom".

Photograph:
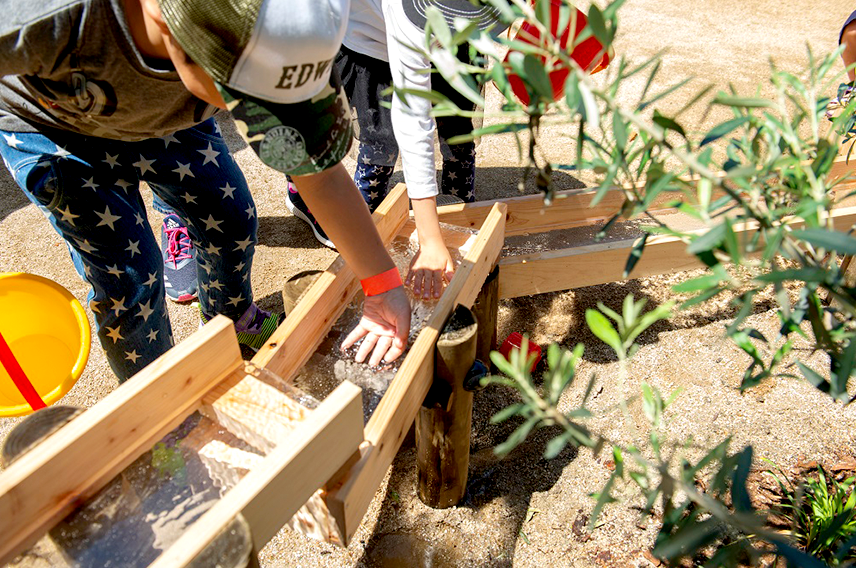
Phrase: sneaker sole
[
  {"left": 167, "top": 292, "right": 198, "bottom": 303},
  {"left": 285, "top": 194, "right": 337, "bottom": 249}
]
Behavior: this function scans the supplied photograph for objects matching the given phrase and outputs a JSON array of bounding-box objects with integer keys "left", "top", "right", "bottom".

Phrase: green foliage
[
  {"left": 411, "top": 0, "right": 856, "bottom": 564},
  {"left": 766, "top": 462, "right": 856, "bottom": 564}
]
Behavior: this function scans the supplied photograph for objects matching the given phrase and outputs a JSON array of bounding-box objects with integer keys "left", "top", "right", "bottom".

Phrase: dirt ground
[{"left": 2, "top": 1, "right": 856, "bottom": 566}]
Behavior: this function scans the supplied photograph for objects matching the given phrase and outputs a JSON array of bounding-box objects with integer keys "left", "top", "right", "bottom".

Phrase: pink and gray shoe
[{"left": 161, "top": 214, "right": 198, "bottom": 302}]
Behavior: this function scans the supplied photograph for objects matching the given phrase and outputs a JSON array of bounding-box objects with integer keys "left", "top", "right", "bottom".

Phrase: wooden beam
[
  {"left": 149, "top": 381, "right": 363, "bottom": 567},
  {"left": 326, "top": 202, "right": 507, "bottom": 543},
  {"left": 498, "top": 205, "right": 856, "bottom": 299},
  {"left": 414, "top": 154, "right": 856, "bottom": 239},
  {"left": 201, "top": 374, "right": 310, "bottom": 453},
  {"left": 0, "top": 316, "right": 243, "bottom": 566},
  {"left": 243, "top": 183, "right": 409, "bottom": 383}
]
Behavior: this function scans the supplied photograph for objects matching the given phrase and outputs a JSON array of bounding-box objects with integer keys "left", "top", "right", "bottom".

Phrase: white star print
[
  {"left": 161, "top": 133, "right": 180, "bottom": 147},
  {"left": 144, "top": 272, "right": 158, "bottom": 288},
  {"left": 95, "top": 205, "right": 122, "bottom": 230},
  {"left": 182, "top": 192, "right": 197, "bottom": 204},
  {"left": 82, "top": 177, "right": 100, "bottom": 191},
  {"left": 126, "top": 240, "right": 141, "bottom": 257},
  {"left": 242, "top": 272, "right": 249, "bottom": 282},
  {"left": 110, "top": 296, "right": 127, "bottom": 315},
  {"left": 3, "top": 133, "right": 22, "bottom": 148},
  {"left": 227, "top": 294, "right": 244, "bottom": 307},
  {"left": 199, "top": 281, "right": 209, "bottom": 292},
  {"left": 213, "top": 121, "right": 221, "bottom": 134},
  {"left": 220, "top": 183, "right": 236, "bottom": 199},
  {"left": 90, "top": 300, "right": 100, "bottom": 314},
  {"left": 134, "top": 212, "right": 145, "bottom": 226},
  {"left": 208, "top": 297, "right": 216, "bottom": 307},
  {"left": 146, "top": 329, "right": 159, "bottom": 343},
  {"left": 107, "top": 265, "right": 125, "bottom": 279},
  {"left": 125, "top": 350, "right": 141, "bottom": 364},
  {"left": 115, "top": 179, "right": 132, "bottom": 192},
  {"left": 448, "top": 171, "right": 457, "bottom": 180},
  {"left": 208, "top": 279, "right": 223, "bottom": 291},
  {"left": 103, "top": 153, "right": 120, "bottom": 169},
  {"left": 202, "top": 214, "right": 224, "bottom": 233},
  {"left": 198, "top": 143, "right": 221, "bottom": 166},
  {"left": 54, "top": 145, "right": 71, "bottom": 158},
  {"left": 137, "top": 300, "right": 155, "bottom": 322},
  {"left": 75, "top": 238, "right": 97, "bottom": 254},
  {"left": 106, "top": 325, "right": 123, "bottom": 343},
  {"left": 56, "top": 205, "right": 79, "bottom": 225},
  {"left": 133, "top": 155, "right": 157, "bottom": 175},
  {"left": 83, "top": 265, "right": 92, "bottom": 279},
  {"left": 234, "top": 261, "right": 246, "bottom": 273},
  {"left": 205, "top": 244, "right": 221, "bottom": 256},
  {"left": 173, "top": 162, "right": 194, "bottom": 181},
  {"left": 198, "top": 262, "right": 211, "bottom": 275},
  {"left": 369, "top": 178, "right": 380, "bottom": 187},
  {"left": 233, "top": 236, "right": 252, "bottom": 251},
  {"left": 245, "top": 205, "right": 255, "bottom": 219}
]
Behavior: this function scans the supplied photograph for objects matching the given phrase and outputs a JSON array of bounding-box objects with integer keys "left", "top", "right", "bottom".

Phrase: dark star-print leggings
[
  {"left": 0, "top": 118, "right": 256, "bottom": 382},
  {"left": 334, "top": 45, "right": 477, "bottom": 210}
]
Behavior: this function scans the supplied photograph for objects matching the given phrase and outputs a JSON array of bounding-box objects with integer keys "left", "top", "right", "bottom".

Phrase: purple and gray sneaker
[
  {"left": 200, "top": 302, "right": 283, "bottom": 351},
  {"left": 161, "top": 214, "right": 198, "bottom": 302}
]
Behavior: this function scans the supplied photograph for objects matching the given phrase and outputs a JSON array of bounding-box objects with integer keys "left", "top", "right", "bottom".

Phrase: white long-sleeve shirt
[{"left": 343, "top": 0, "right": 440, "bottom": 200}]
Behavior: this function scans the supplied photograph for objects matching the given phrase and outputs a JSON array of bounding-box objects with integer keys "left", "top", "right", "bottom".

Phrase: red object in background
[
  {"left": 499, "top": 332, "right": 542, "bottom": 372},
  {"left": 505, "top": 1, "right": 612, "bottom": 105}
]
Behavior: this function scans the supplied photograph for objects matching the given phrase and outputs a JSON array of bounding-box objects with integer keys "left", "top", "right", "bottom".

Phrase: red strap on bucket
[{"left": 0, "top": 331, "right": 46, "bottom": 411}]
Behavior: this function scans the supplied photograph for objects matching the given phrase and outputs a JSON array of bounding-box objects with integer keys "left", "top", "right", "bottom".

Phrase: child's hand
[
  {"left": 405, "top": 241, "right": 456, "bottom": 299},
  {"left": 342, "top": 285, "right": 411, "bottom": 366}
]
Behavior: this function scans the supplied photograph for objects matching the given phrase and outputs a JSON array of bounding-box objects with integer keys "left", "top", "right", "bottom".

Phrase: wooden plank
[
  {"left": 0, "top": 316, "right": 243, "bottom": 566},
  {"left": 326, "top": 202, "right": 507, "bottom": 543},
  {"left": 201, "top": 374, "right": 310, "bottom": 453},
  {"left": 498, "top": 205, "right": 856, "bottom": 299},
  {"left": 238, "top": 182, "right": 408, "bottom": 384},
  {"left": 149, "top": 381, "right": 364, "bottom": 567},
  {"left": 416, "top": 154, "right": 856, "bottom": 239}
]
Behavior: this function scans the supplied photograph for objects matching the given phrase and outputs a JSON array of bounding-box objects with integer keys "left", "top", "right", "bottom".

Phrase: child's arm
[
  {"left": 407, "top": 196, "right": 455, "bottom": 299},
  {"left": 293, "top": 163, "right": 411, "bottom": 366},
  {"left": 384, "top": 0, "right": 459, "bottom": 298}
]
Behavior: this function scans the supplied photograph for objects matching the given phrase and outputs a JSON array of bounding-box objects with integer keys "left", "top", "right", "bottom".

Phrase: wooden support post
[
  {"left": 471, "top": 265, "right": 499, "bottom": 371},
  {"left": 416, "top": 305, "right": 478, "bottom": 508}
]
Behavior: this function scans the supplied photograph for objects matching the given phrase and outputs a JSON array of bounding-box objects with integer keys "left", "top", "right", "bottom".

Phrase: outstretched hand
[
  {"left": 405, "top": 242, "right": 455, "bottom": 299},
  {"left": 342, "top": 285, "right": 411, "bottom": 366}
]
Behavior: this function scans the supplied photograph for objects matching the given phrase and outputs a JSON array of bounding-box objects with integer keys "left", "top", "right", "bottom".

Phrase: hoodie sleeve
[{"left": 382, "top": 0, "right": 439, "bottom": 199}]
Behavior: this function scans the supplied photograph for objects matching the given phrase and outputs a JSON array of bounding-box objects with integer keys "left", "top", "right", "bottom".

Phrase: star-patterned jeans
[
  {"left": 0, "top": 119, "right": 257, "bottom": 382},
  {"left": 334, "top": 46, "right": 478, "bottom": 211}
]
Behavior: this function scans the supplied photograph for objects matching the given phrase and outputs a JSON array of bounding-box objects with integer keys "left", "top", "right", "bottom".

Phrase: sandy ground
[{"left": 2, "top": 1, "right": 856, "bottom": 566}]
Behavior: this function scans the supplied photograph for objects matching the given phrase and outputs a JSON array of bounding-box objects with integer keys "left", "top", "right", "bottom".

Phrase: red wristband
[{"left": 361, "top": 267, "right": 403, "bottom": 297}]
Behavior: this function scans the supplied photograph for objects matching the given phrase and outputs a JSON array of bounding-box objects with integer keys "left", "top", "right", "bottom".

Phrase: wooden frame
[
  {"left": 3, "top": 153, "right": 856, "bottom": 563},
  {"left": 150, "top": 381, "right": 363, "bottom": 567},
  {"left": 326, "top": 203, "right": 507, "bottom": 542},
  {"left": 0, "top": 316, "right": 244, "bottom": 565}
]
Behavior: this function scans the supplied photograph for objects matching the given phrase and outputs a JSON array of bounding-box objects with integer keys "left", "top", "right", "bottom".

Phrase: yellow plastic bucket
[{"left": 0, "top": 273, "right": 90, "bottom": 417}]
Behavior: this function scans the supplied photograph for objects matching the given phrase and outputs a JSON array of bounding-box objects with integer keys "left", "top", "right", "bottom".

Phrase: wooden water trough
[{"left": 2, "top": 154, "right": 856, "bottom": 566}]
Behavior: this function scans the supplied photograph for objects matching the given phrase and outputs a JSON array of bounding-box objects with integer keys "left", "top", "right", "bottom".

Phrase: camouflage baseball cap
[{"left": 159, "top": 0, "right": 352, "bottom": 174}]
